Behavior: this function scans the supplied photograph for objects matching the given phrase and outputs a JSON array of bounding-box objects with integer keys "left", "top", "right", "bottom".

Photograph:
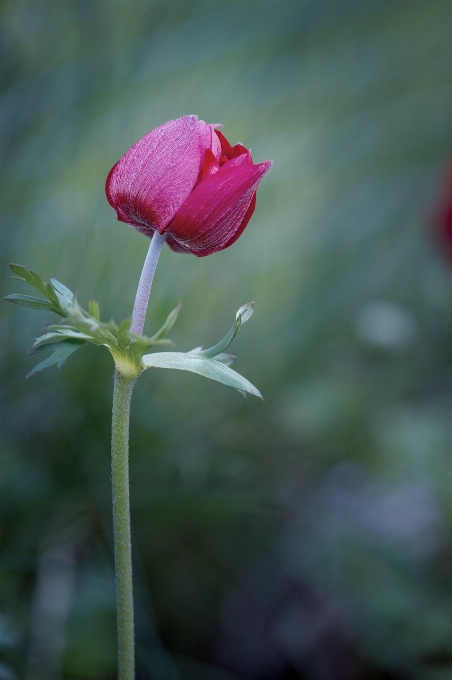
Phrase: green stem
[
  {"left": 111, "top": 370, "right": 137, "bottom": 680},
  {"left": 111, "top": 232, "right": 166, "bottom": 677}
]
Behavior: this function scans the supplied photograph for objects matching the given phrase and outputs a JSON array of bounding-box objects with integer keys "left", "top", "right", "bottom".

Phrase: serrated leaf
[
  {"left": 29, "top": 344, "right": 62, "bottom": 355},
  {"left": 27, "top": 340, "right": 84, "bottom": 377},
  {"left": 141, "top": 351, "right": 262, "bottom": 399},
  {"left": 8, "top": 264, "right": 49, "bottom": 298},
  {"left": 194, "top": 302, "right": 254, "bottom": 359},
  {"left": 148, "top": 304, "right": 181, "bottom": 343},
  {"left": 88, "top": 300, "right": 100, "bottom": 321},
  {"left": 31, "top": 330, "right": 92, "bottom": 351},
  {"left": 3, "top": 294, "right": 54, "bottom": 311},
  {"left": 50, "top": 276, "right": 81, "bottom": 313},
  {"left": 30, "top": 332, "right": 72, "bottom": 350}
]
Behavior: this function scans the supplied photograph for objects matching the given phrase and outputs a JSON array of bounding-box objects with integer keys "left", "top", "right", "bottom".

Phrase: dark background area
[{"left": 2, "top": 1, "right": 452, "bottom": 679}]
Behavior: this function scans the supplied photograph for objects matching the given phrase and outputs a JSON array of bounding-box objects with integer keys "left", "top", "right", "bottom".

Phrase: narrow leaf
[
  {"left": 50, "top": 276, "right": 81, "bottom": 312},
  {"left": 8, "top": 264, "right": 49, "bottom": 297},
  {"left": 31, "top": 330, "right": 91, "bottom": 351},
  {"left": 88, "top": 300, "right": 100, "bottom": 321},
  {"left": 96, "top": 328, "right": 117, "bottom": 344},
  {"left": 148, "top": 304, "right": 181, "bottom": 343},
  {"left": 27, "top": 340, "right": 84, "bottom": 377},
  {"left": 150, "top": 339, "right": 173, "bottom": 346},
  {"left": 117, "top": 317, "right": 132, "bottom": 346},
  {"left": 31, "top": 343, "right": 69, "bottom": 355},
  {"left": 3, "top": 294, "right": 53, "bottom": 311},
  {"left": 141, "top": 352, "right": 262, "bottom": 399},
  {"left": 45, "top": 283, "right": 60, "bottom": 306},
  {"left": 49, "top": 276, "right": 74, "bottom": 301},
  {"left": 118, "top": 321, "right": 131, "bottom": 332},
  {"left": 194, "top": 302, "right": 254, "bottom": 359}
]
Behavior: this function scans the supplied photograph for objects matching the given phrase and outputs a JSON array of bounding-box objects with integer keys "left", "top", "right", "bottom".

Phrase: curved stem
[
  {"left": 130, "top": 232, "right": 165, "bottom": 336},
  {"left": 111, "top": 371, "right": 137, "bottom": 680}
]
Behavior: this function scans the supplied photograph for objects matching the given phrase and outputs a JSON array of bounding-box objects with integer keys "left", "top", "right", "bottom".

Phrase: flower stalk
[
  {"left": 5, "top": 115, "right": 269, "bottom": 680},
  {"left": 111, "top": 233, "right": 166, "bottom": 678},
  {"left": 111, "top": 370, "right": 136, "bottom": 680},
  {"left": 130, "top": 232, "right": 165, "bottom": 336}
]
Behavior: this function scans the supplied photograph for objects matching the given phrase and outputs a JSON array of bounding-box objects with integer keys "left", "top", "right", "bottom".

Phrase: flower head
[{"left": 106, "top": 115, "right": 272, "bottom": 256}]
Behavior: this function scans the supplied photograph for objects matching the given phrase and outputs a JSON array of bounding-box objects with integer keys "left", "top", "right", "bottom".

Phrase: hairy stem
[
  {"left": 111, "top": 232, "right": 165, "bottom": 678},
  {"left": 130, "top": 232, "right": 165, "bottom": 336},
  {"left": 111, "top": 371, "right": 136, "bottom": 680}
]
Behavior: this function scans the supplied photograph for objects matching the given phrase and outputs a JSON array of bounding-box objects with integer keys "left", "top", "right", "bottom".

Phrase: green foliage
[
  {"left": 6, "top": 265, "right": 260, "bottom": 396},
  {"left": 5, "top": 264, "right": 66, "bottom": 314},
  {"left": 192, "top": 301, "right": 254, "bottom": 359},
  {"left": 3, "top": 293, "right": 56, "bottom": 311},
  {"left": 141, "top": 351, "right": 262, "bottom": 399},
  {"left": 4, "top": 263, "right": 179, "bottom": 375},
  {"left": 28, "top": 340, "right": 86, "bottom": 377},
  {"left": 141, "top": 301, "right": 261, "bottom": 397}
]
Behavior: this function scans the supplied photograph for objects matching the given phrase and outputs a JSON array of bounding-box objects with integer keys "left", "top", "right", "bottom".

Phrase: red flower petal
[
  {"left": 164, "top": 234, "right": 191, "bottom": 253},
  {"left": 166, "top": 154, "right": 272, "bottom": 256},
  {"left": 201, "top": 149, "right": 220, "bottom": 180},
  {"left": 220, "top": 191, "right": 257, "bottom": 250},
  {"left": 106, "top": 117, "right": 272, "bottom": 256},
  {"left": 106, "top": 115, "right": 214, "bottom": 237},
  {"left": 215, "top": 130, "right": 249, "bottom": 161}
]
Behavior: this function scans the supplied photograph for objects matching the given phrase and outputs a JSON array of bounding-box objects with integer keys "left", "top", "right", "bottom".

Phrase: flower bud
[{"left": 106, "top": 115, "right": 272, "bottom": 256}]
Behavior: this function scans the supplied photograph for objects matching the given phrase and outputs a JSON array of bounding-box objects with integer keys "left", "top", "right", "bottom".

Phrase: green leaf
[
  {"left": 148, "top": 304, "right": 181, "bottom": 343},
  {"left": 116, "top": 317, "right": 132, "bottom": 346},
  {"left": 31, "top": 329, "right": 92, "bottom": 351},
  {"left": 45, "top": 283, "right": 60, "bottom": 306},
  {"left": 49, "top": 276, "right": 81, "bottom": 313},
  {"left": 141, "top": 351, "right": 262, "bottom": 399},
  {"left": 97, "top": 328, "right": 118, "bottom": 344},
  {"left": 88, "top": 299, "right": 100, "bottom": 321},
  {"left": 3, "top": 294, "right": 54, "bottom": 311},
  {"left": 8, "top": 264, "right": 49, "bottom": 298},
  {"left": 149, "top": 338, "right": 173, "bottom": 346},
  {"left": 30, "top": 343, "right": 70, "bottom": 354},
  {"left": 27, "top": 340, "right": 84, "bottom": 377},
  {"left": 193, "top": 302, "right": 254, "bottom": 359},
  {"left": 6, "top": 264, "right": 73, "bottom": 316},
  {"left": 60, "top": 314, "right": 117, "bottom": 346}
]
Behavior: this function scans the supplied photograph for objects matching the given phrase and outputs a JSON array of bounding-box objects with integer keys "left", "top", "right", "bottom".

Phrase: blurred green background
[{"left": 2, "top": 1, "right": 452, "bottom": 678}]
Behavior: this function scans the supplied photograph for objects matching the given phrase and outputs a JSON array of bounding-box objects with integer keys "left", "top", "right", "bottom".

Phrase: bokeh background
[{"left": 2, "top": 1, "right": 452, "bottom": 679}]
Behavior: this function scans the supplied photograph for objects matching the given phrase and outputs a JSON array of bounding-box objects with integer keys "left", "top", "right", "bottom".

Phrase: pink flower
[{"left": 106, "top": 115, "right": 272, "bottom": 256}]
